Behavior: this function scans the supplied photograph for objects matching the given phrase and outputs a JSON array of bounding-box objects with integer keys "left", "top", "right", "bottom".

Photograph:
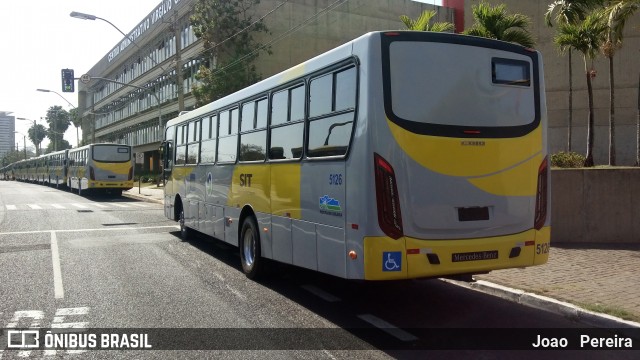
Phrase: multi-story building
[
  {"left": 0, "top": 112, "right": 16, "bottom": 163},
  {"left": 76, "top": 0, "right": 455, "bottom": 173}
]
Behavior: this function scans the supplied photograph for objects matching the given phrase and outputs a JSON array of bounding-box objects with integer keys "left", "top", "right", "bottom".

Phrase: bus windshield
[
  {"left": 93, "top": 145, "right": 131, "bottom": 163},
  {"left": 384, "top": 38, "right": 538, "bottom": 133}
]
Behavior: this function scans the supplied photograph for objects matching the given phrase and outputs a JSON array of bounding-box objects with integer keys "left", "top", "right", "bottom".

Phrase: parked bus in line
[
  {"left": 161, "top": 31, "right": 550, "bottom": 280},
  {"left": 67, "top": 143, "right": 134, "bottom": 195},
  {"left": 43, "top": 149, "right": 69, "bottom": 187}
]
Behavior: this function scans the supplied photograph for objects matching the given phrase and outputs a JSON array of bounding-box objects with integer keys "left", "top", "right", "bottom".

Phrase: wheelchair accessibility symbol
[{"left": 382, "top": 252, "right": 402, "bottom": 272}]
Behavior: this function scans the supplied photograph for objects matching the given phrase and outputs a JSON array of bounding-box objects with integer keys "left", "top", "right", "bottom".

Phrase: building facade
[
  {"left": 0, "top": 112, "right": 16, "bottom": 163},
  {"left": 76, "top": 0, "right": 453, "bottom": 173}
]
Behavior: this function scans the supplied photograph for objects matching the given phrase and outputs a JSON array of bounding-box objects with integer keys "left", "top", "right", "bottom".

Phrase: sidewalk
[{"left": 124, "top": 185, "right": 640, "bottom": 328}]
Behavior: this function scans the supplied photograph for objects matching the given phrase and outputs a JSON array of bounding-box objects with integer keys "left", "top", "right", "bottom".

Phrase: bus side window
[
  {"left": 175, "top": 124, "right": 187, "bottom": 165},
  {"left": 269, "top": 84, "right": 304, "bottom": 160},
  {"left": 218, "top": 109, "right": 239, "bottom": 163},
  {"left": 200, "top": 115, "right": 217, "bottom": 164},
  {"left": 240, "top": 98, "right": 267, "bottom": 162},
  {"left": 307, "top": 66, "right": 356, "bottom": 157}
]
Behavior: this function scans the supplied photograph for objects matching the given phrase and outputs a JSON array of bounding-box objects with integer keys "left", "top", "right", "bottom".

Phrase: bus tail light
[
  {"left": 89, "top": 166, "right": 95, "bottom": 180},
  {"left": 374, "top": 153, "right": 403, "bottom": 239},
  {"left": 534, "top": 156, "right": 548, "bottom": 230},
  {"left": 128, "top": 167, "right": 133, "bottom": 180}
]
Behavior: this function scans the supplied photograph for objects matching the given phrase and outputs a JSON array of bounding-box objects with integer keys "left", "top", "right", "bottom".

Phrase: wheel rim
[{"left": 243, "top": 227, "right": 255, "bottom": 268}]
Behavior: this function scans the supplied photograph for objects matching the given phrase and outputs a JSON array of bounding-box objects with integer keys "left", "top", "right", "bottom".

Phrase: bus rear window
[
  {"left": 93, "top": 145, "right": 131, "bottom": 162},
  {"left": 386, "top": 41, "right": 536, "bottom": 130},
  {"left": 492, "top": 58, "right": 530, "bottom": 86}
]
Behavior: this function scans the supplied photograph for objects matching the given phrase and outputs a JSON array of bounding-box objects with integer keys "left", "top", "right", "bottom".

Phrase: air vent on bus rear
[{"left": 458, "top": 207, "right": 490, "bottom": 222}]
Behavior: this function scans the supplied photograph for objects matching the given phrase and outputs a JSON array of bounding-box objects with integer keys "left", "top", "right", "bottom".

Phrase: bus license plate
[{"left": 452, "top": 251, "right": 498, "bottom": 262}]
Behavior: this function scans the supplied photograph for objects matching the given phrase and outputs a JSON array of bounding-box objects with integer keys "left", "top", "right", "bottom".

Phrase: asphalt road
[{"left": 0, "top": 181, "right": 637, "bottom": 359}]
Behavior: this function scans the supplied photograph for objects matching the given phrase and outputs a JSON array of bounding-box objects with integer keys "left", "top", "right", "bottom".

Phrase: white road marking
[
  {"left": 128, "top": 203, "right": 148, "bottom": 207},
  {"left": 357, "top": 314, "right": 418, "bottom": 342},
  {"left": 27, "top": 204, "right": 42, "bottom": 210},
  {"left": 302, "top": 285, "right": 341, "bottom": 302},
  {"left": 0, "top": 225, "right": 180, "bottom": 236},
  {"left": 51, "top": 204, "right": 65, "bottom": 209},
  {"left": 72, "top": 203, "right": 88, "bottom": 209},
  {"left": 51, "top": 322, "right": 89, "bottom": 329},
  {"left": 226, "top": 285, "right": 247, "bottom": 301},
  {"left": 55, "top": 307, "right": 90, "bottom": 316},
  {"left": 110, "top": 203, "right": 129, "bottom": 208},
  {"left": 93, "top": 203, "right": 107, "bottom": 208},
  {"left": 51, "top": 231, "right": 64, "bottom": 299},
  {"left": 6, "top": 205, "right": 17, "bottom": 210}
]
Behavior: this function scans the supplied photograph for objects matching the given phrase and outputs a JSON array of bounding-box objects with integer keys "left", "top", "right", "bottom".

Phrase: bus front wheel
[{"left": 239, "top": 216, "right": 263, "bottom": 279}]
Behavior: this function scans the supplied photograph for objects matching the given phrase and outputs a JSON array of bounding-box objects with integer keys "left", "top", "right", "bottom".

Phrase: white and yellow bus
[
  {"left": 162, "top": 31, "right": 550, "bottom": 280},
  {"left": 68, "top": 143, "right": 134, "bottom": 195}
]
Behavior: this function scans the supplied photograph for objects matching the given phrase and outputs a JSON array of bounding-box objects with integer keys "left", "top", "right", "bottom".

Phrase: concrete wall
[
  {"left": 552, "top": 169, "right": 640, "bottom": 244},
  {"left": 465, "top": 0, "right": 640, "bottom": 166}
]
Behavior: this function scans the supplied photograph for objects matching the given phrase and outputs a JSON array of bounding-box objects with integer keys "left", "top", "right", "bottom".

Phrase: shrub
[{"left": 551, "top": 151, "right": 586, "bottom": 168}]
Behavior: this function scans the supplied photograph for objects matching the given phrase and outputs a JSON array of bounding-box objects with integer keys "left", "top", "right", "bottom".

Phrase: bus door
[{"left": 162, "top": 126, "right": 175, "bottom": 219}]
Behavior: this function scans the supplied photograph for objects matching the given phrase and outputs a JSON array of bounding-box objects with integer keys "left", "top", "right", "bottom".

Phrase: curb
[
  {"left": 441, "top": 278, "right": 640, "bottom": 332},
  {"left": 122, "top": 191, "right": 164, "bottom": 205}
]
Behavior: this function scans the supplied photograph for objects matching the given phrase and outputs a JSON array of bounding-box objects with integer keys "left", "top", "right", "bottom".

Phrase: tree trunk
[
  {"left": 584, "top": 68, "right": 595, "bottom": 167},
  {"left": 609, "top": 55, "right": 616, "bottom": 166},
  {"left": 568, "top": 50, "right": 573, "bottom": 152}
]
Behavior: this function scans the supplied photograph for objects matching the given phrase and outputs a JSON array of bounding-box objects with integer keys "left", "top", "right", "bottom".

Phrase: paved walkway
[{"left": 124, "top": 185, "right": 640, "bottom": 327}]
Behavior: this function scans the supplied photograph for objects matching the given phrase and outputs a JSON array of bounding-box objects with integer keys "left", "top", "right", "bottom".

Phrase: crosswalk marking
[
  {"left": 129, "top": 203, "right": 148, "bottom": 207},
  {"left": 4, "top": 203, "right": 157, "bottom": 211}
]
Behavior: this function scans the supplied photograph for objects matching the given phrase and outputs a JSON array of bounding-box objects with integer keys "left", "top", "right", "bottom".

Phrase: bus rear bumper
[
  {"left": 363, "top": 227, "right": 550, "bottom": 280},
  {"left": 88, "top": 180, "right": 134, "bottom": 190}
]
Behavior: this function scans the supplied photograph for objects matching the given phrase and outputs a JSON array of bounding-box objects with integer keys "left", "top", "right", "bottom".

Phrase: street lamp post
[
  {"left": 16, "top": 117, "right": 40, "bottom": 156},
  {"left": 14, "top": 132, "right": 27, "bottom": 159},
  {"left": 70, "top": 10, "right": 183, "bottom": 185},
  {"left": 37, "top": 89, "right": 76, "bottom": 151}
]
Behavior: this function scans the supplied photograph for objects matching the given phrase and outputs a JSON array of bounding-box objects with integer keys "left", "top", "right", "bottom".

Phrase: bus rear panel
[{"left": 360, "top": 32, "right": 549, "bottom": 280}]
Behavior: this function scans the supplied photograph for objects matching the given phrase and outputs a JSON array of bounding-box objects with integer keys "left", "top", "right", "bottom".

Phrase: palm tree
[
  {"left": 545, "top": 0, "right": 604, "bottom": 152},
  {"left": 400, "top": 9, "right": 454, "bottom": 32},
  {"left": 555, "top": 14, "right": 608, "bottom": 166},
  {"left": 28, "top": 123, "right": 47, "bottom": 156},
  {"left": 604, "top": 0, "right": 639, "bottom": 165},
  {"left": 463, "top": 2, "right": 535, "bottom": 48}
]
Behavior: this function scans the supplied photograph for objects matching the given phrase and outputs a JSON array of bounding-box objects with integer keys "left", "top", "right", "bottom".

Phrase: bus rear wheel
[{"left": 239, "top": 216, "right": 263, "bottom": 279}]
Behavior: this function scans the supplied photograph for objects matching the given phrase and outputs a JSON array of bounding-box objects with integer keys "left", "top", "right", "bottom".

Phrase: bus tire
[
  {"left": 178, "top": 206, "right": 190, "bottom": 241},
  {"left": 239, "top": 216, "right": 264, "bottom": 279}
]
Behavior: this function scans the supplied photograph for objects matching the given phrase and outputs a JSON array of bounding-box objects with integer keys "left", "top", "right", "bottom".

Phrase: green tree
[
  {"left": 190, "top": 0, "right": 270, "bottom": 107},
  {"left": 545, "top": 0, "right": 604, "bottom": 152},
  {"left": 45, "top": 106, "right": 71, "bottom": 152},
  {"left": 463, "top": 2, "right": 535, "bottom": 48},
  {"left": 1, "top": 149, "right": 31, "bottom": 165},
  {"left": 28, "top": 123, "right": 47, "bottom": 156},
  {"left": 554, "top": 14, "right": 608, "bottom": 166},
  {"left": 400, "top": 9, "right": 455, "bottom": 32}
]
